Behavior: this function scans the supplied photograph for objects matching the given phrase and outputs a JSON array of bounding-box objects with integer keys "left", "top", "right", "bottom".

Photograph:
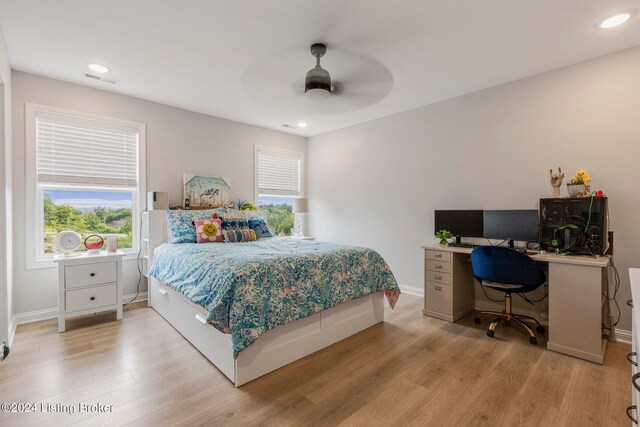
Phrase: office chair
[{"left": 470, "top": 246, "right": 547, "bottom": 344}]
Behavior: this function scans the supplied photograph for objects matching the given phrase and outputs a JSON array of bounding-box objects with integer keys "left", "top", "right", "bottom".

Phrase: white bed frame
[{"left": 144, "top": 211, "right": 384, "bottom": 387}]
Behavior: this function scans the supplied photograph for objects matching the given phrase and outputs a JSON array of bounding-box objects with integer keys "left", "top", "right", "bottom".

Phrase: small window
[
  {"left": 255, "top": 146, "right": 303, "bottom": 236},
  {"left": 257, "top": 196, "right": 294, "bottom": 236},
  {"left": 26, "top": 104, "right": 146, "bottom": 267}
]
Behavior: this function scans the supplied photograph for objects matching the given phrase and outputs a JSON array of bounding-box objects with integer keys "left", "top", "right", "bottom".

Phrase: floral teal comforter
[{"left": 149, "top": 238, "right": 400, "bottom": 357}]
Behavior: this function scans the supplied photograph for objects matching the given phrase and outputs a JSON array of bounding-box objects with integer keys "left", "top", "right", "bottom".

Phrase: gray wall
[
  {"left": 12, "top": 71, "right": 306, "bottom": 316},
  {"left": 0, "top": 26, "right": 12, "bottom": 343},
  {"left": 308, "top": 46, "right": 640, "bottom": 331}
]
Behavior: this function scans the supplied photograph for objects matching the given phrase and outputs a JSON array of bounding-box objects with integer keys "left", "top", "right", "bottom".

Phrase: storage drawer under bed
[{"left": 149, "top": 278, "right": 235, "bottom": 381}]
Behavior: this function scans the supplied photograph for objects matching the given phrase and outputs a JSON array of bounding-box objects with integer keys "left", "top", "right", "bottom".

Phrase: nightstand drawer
[
  {"left": 426, "top": 260, "right": 451, "bottom": 274},
  {"left": 425, "top": 270, "right": 451, "bottom": 285},
  {"left": 66, "top": 284, "right": 117, "bottom": 313},
  {"left": 65, "top": 262, "right": 117, "bottom": 289},
  {"left": 426, "top": 250, "right": 451, "bottom": 262},
  {"left": 425, "top": 281, "right": 451, "bottom": 315}
]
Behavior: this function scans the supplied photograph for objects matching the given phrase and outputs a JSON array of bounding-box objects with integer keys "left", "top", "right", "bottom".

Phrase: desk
[{"left": 422, "top": 244, "right": 611, "bottom": 364}]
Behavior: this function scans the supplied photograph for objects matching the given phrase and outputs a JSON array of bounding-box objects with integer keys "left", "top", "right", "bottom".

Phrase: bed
[{"left": 145, "top": 210, "right": 400, "bottom": 386}]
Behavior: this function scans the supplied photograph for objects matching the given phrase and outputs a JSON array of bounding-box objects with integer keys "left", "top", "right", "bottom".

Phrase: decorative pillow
[
  {"left": 166, "top": 209, "right": 226, "bottom": 243},
  {"left": 244, "top": 210, "right": 266, "bottom": 221},
  {"left": 218, "top": 208, "right": 250, "bottom": 230},
  {"left": 248, "top": 219, "right": 273, "bottom": 239},
  {"left": 194, "top": 218, "right": 223, "bottom": 243},
  {"left": 223, "top": 228, "right": 256, "bottom": 243}
]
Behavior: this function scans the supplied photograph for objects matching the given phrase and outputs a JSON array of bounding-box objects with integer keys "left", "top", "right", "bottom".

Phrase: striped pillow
[{"left": 222, "top": 228, "right": 256, "bottom": 243}]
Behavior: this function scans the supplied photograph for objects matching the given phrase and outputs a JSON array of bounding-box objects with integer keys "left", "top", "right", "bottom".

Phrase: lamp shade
[{"left": 293, "top": 198, "right": 309, "bottom": 213}]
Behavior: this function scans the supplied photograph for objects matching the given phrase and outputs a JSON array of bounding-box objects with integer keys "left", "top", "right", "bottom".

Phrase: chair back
[{"left": 470, "top": 246, "right": 546, "bottom": 287}]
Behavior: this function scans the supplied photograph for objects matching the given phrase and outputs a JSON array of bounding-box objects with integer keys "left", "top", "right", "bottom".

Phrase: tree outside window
[{"left": 43, "top": 189, "right": 133, "bottom": 253}]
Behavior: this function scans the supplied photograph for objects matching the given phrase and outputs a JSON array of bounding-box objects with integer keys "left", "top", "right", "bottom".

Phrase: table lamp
[{"left": 293, "top": 198, "right": 309, "bottom": 238}]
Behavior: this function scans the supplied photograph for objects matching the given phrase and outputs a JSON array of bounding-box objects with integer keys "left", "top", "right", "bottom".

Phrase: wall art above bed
[{"left": 183, "top": 174, "right": 231, "bottom": 209}]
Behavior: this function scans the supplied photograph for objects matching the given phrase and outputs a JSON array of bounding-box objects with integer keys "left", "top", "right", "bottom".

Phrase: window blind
[
  {"left": 257, "top": 148, "right": 301, "bottom": 197},
  {"left": 36, "top": 112, "right": 139, "bottom": 187}
]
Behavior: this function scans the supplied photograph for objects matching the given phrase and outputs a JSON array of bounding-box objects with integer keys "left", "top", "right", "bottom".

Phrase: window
[
  {"left": 26, "top": 104, "right": 145, "bottom": 267},
  {"left": 255, "top": 146, "right": 303, "bottom": 236}
]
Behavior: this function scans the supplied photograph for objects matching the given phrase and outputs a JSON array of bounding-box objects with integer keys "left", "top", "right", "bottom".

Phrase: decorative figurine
[
  {"left": 84, "top": 234, "right": 105, "bottom": 255},
  {"left": 550, "top": 167, "right": 564, "bottom": 197}
]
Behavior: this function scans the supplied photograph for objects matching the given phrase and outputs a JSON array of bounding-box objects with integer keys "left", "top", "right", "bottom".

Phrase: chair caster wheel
[
  {"left": 536, "top": 326, "right": 546, "bottom": 334},
  {"left": 529, "top": 337, "right": 537, "bottom": 345},
  {"left": 474, "top": 317, "right": 481, "bottom": 324},
  {"left": 486, "top": 330, "right": 494, "bottom": 338}
]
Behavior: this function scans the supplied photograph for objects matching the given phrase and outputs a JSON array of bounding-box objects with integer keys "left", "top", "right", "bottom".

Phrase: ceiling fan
[
  {"left": 242, "top": 42, "right": 393, "bottom": 113},
  {"left": 305, "top": 43, "right": 332, "bottom": 97}
]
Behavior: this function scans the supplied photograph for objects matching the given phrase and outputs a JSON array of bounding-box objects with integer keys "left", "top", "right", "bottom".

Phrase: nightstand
[{"left": 54, "top": 251, "right": 124, "bottom": 332}]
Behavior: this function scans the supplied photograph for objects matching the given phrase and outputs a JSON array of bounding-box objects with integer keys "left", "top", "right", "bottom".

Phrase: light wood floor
[{"left": 0, "top": 295, "right": 631, "bottom": 426}]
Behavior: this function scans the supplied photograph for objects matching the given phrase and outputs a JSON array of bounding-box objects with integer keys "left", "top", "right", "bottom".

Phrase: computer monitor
[
  {"left": 434, "top": 210, "right": 484, "bottom": 238},
  {"left": 483, "top": 210, "right": 539, "bottom": 243}
]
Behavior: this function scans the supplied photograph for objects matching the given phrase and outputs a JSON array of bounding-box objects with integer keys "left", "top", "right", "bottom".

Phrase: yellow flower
[{"left": 569, "top": 169, "right": 591, "bottom": 185}]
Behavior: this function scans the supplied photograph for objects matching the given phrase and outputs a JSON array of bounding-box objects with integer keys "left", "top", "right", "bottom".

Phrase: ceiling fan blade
[{"left": 243, "top": 45, "right": 394, "bottom": 113}]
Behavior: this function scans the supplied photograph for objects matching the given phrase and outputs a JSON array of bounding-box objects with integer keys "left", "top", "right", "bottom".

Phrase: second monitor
[{"left": 483, "top": 210, "right": 539, "bottom": 244}]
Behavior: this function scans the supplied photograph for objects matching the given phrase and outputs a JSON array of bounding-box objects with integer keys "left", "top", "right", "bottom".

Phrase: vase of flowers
[{"left": 567, "top": 169, "right": 592, "bottom": 197}]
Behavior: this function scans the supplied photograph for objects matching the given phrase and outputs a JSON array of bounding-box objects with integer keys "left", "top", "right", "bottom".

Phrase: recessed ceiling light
[
  {"left": 599, "top": 13, "right": 632, "bottom": 29},
  {"left": 88, "top": 63, "right": 110, "bottom": 73},
  {"left": 297, "top": 122, "right": 308, "bottom": 128}
]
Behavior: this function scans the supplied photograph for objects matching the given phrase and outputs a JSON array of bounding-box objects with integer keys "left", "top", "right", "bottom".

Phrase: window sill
[{"left": 27, "top": 250, "right": 142, "bottom": 270}]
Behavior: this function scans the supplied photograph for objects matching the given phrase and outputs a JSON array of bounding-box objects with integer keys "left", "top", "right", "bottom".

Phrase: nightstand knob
[
  {"left": 90, "top": 273, "right": 95, "bottom": 277},
  {"left": 90, "top": 296, "right": 96, "bottom": 301}
]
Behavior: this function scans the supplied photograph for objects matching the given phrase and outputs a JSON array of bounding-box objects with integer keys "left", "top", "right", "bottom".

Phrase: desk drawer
[
  {"left": 426, "top": 260, "right": 451, "bottom": 274},
  {"left": 426, "top": 270, "right": 451, "bottom": 285},
  {"left": 66, "top": 284, "right": 117, "bottom": 313},
  {"left": 426, "top": 250, "right": 451, "bottom": 262},
  {"left": 65, "top": 262, "right": 117, "bottom": 289},
  {"left": 425, "top": 281, "right": 451, "bottom": 315}
]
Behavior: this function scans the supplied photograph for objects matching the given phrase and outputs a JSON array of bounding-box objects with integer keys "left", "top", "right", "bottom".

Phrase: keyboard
[{"left": 448, "top": 242, "right": 480, "bottom": 248}]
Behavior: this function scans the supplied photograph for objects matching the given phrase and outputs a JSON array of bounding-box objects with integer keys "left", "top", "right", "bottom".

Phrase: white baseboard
[
  {"left": 616, "top": 329, "right": 632, "bottom": 344},
  {"left": 12, "top": 292, "right": 148, "bottom": 327},
  {"left": 13, "top": 307, "right": 58, "bottom": 325},
  {"left": 122, "top": 292, "right": 148, "bottom": 306},
  {"left": 399, "top": 284, "right": 423, "bottom": 297}
]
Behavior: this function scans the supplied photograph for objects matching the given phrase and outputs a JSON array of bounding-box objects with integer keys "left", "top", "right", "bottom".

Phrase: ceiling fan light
[{"left": 306, "top": 87, "right": 332, "bottom": 99}]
